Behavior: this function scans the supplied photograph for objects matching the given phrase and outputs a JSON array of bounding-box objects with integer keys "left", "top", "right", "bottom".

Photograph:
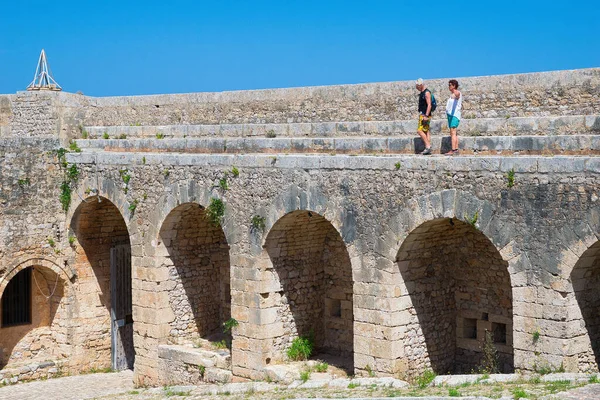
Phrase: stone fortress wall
[{"left": 0, "top": 68, "right": 599, "bottom": 384}]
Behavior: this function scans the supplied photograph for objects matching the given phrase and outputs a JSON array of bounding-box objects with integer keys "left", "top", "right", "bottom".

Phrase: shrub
[
  {"left": 507, "top": 167, "right": 515, "bottom": 188},
  {"left": 206, "top": 198, "right": 225, "bottom": 226},
  {"left": 251, "top": 215, "right": 266, "bottom": 231},
  {"left": 480, "top": 330, "right": 499, "bottom": 374},
  {"left": 300, "top": 370, "right": 310, "bottom": 382},
  {"left": 69, "top": 140, "right": 81, "bottom": 152},
  {"left": 223, "top": 318, "right": 239, "bottom": 334},
  {"left": 286, "top": 334, "right": 314, "bottom": 361},
  {"left": 416, "top": 370, "right": 436, "bottom": 388},
  {"left": 315, "top": 362, "right": 328, "bottom": 373}
]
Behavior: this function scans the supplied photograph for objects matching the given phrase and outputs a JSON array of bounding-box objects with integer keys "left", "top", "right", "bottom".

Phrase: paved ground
[
  {"left": 543, "top": 383, "right": 600, "bottom": 399},
  {"left": 1, "top": 371, "right": 600, "bottom": 399},
  {"left": 0, "top": 370, "right": 134, "bottom": 400}
]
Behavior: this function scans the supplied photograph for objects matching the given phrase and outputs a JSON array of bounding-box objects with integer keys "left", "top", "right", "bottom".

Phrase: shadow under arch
[
  {"left": 0, "top": 264, "right": 69, "bottom": 369},
  {"left": 262, "top": 210, "right": 354, "bottom": 372},
  {"left": 396, "top": 217, "right": 514, "bottom": 375},
  {"left": 571, "top": 241, "right": 600, "bottom": 370},
  {"left": 70, "top": 195, "right": 134, "bottom": 370},
  {"left": 157, "top": 202, "right": 231, "bottom": 343}
]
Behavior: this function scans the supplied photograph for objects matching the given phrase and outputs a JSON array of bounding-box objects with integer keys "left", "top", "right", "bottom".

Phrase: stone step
[
  {"left": 75, "top": 134, "right": 600, "bottom": 155},
  {"left": 82, "top": 114, "right": 600, "bottom": 139},
  {"left": 157, "top": 344, "right": 232, "bottom": 385},
  {"left": 67, "top": 152, "right": 600, "bottom": 176}
]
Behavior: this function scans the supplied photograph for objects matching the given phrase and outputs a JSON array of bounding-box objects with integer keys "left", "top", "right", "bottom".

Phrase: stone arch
[
  {"left": 260, "top": 210, "right": 354, "bottom": 371},
  {"left": 0, "top": 257, "right": 74, "bottom": 297},
  {"left": 69, "top": 194, "right": 134, "bottom": 370},
  {"left": 156, "top": 201, "right": 231, "bottom": 344},
  {"left": 378, "top": 190, "right": 521, "bottom": 377},
  {"left": 396, "top": 218, "right": 513, "bottom": 375},
  {"left": 0, "top": 260, "right": 71, "bottom": 369},
  {"left": 562, "top": 207, "right": 600, "bottom": 372}
]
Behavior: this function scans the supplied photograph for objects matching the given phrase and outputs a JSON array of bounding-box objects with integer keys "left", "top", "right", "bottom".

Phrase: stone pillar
[
  {"left": 230, "top": 253, "right": 276, "bottom": 380},
  {"left": 131, "top": 236, "right": 173, "bottom": 385},
  {"left": 353, "top": 253, "right": 407, "bottom": 377}
]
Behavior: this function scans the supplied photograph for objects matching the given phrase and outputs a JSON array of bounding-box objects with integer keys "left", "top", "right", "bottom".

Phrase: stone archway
[
  {"left": 571, "top": 241, "right": 600, "bottom": 371},
  {"left": 70, "top": 196, "right": 134, "bottom": 370},
  {"left": 157, "top": 202, "right": 231, "bottom": 344},
  {"left": 396, "top": 217, "right": 513, "bottom": 375},
  {"left": 262, "top": 210, "right": 354, "bottom": 371},
  {"left": 0, "top": 263, "right": 70, "bottom": 369}
]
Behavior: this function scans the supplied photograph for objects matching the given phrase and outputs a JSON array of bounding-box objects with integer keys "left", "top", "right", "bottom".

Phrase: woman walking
[{"left": 446, "top": 79, "right": 462, "bottom": 155}]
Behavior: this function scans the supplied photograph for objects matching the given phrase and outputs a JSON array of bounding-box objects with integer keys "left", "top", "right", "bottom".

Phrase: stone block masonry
[{"left": 0, "top": 67, "right": 600, "bottom": 386}]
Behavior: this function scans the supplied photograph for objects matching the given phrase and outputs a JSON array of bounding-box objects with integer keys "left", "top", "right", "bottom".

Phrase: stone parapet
[
  {"left": 74, "top": 134, "right": 600, "bottom": 156},
  {"left": 82, "top": 115, "right": 600, "bottom": 139}
]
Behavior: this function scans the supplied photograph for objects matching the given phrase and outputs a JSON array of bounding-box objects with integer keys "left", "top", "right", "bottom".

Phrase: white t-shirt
[{"left": 446, "top": 93, "right": 462, "bottom": 120}]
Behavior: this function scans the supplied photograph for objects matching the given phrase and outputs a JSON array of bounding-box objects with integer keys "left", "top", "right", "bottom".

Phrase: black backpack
[{"left": 420, "top": 89, "right": 437, "bottom": 114}]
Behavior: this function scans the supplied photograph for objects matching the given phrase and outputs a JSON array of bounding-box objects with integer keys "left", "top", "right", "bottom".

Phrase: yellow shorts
[{"left": 418, "top": 115, "right": 431, "bottom": 133}]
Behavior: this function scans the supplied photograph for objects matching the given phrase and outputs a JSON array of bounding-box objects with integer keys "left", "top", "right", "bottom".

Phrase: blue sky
[{"left": 1, "top": 1, "right": 598, "bottom": 96}]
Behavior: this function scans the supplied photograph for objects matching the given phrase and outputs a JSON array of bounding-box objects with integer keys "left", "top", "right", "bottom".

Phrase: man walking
[
  {"left": 415, "top": 78, "right": 435, "bottom": 155},
  {"left": 445, "top": 79, "right": 462, "bottom": 155}
]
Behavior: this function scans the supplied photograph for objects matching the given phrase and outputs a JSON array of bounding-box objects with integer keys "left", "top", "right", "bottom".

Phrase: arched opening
[
  {"left": 157, "top": 203, "right": 231, "bottom": 344},
  {"left": 264, "top": 210, "right": 354, "bottom": 371},
  {"left": 396, "top": 218, "right": 513, "bottom": 375},
  {"left": 571, "top": 241, "right": 600, "bottom": 371},
  {"left": 0, "top": 266, "right": 68, "bottom": 369},
  {"left": 71, "top": 196, "right": 134, "bottom": 370}
]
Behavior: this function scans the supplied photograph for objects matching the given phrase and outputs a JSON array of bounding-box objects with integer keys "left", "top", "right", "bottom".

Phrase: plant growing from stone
[
  {"left": 128, "top": 199, "right": 139, "bottom": 215},
  {"left": 118, "top": 134, "right": 127, "bottom": 139},
  {"left": 507, "top": 167, "right": 515, "bottom": 188},
  {"left": 532, "top": 330, "right": 541, "bottom": 343},
  {"left": 479, "top": 330, "right": 499, "bottom": 374},
  {"left": 300, "top": 370, "right": 310, "bottom": 383},
  {"left": 251, "top": 215, "right": 266, "bottom": 232},
  {"left": 119, "top": 169, "right": 131, "bottom": 185},
  {"left": 47, "top": 237, "right": 56, "bottom": 247},
  {"left": 223, "top": 318, "right": 239, "bottom": 334},
  {"left": 156, "top": 132, "right": 165, "bottom": 139},
  {"left": 103, "top": 132, "right": 109, "bottom": 139},
  {"left": 218, "top": 176, "right": 229, "bottom": 190},
  {"left": 81, "top": 129, "right": 88, "bottom": 139},
  {"left": 68, "top": 235, "right": 76, "bottom": 246},
  {"left": 17, "top": 177, "right": 30, "bottom": 187},
  {"left": 231, "top": 166, "right": 239, "bottom": 177},
  {"left": 57, "top": 147, "right": 80, "bottom": 211},
  {"left": 205, "top": 198, "right": 225, "bottom": 227},
  {"left": 467, "top": 211, "right": 479, "bottom": 227},
  {"left": 315, "top": 362, "right": 328, "bottom": 373},
  {"left": 416, "top": 369, "right": 436, "bottom": 388},
  {"left": 69, "top": 140, "right": 82, "bottom": 152},
  {"left": 395, "top": 162, "right": 402, "bottom": 170},
  {"left": 286, "top": 333, "right": 314, "bottom": 361},
  {"left": 265, "top": 129, "right": 276, "bottom": 138}
]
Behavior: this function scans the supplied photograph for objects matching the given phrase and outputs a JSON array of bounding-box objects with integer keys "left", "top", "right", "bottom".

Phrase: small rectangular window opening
[
  {"left": 329, "top": 299, "right": 342, "bottom": 318},
  {"left": 492, "top": 322, "right": 507, "bottom": 344},
  {"left": 463, "top": 318, "right": 477, "bottom": 339}
]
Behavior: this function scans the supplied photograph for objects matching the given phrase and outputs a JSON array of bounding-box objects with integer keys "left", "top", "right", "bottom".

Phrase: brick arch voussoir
[
  {"left": 556, "top": 206, "right": 600, "bottom": 279},
  {"left": 254, "top": 184, "right": 361, "bottom": 273},
  {"left": 0, "top": 257, "right": 74, "bottom": 298},
  {"left": 387, "top": 190, "right": 521, "bottom": 268},
  {"left": 67, "top": 176, "right": 136, "bottom": 234},
  {"left": 150, "top": 180, "right": 235, "bottom": 246}
]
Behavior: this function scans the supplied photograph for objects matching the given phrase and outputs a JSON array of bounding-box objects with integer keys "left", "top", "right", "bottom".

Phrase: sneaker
[{"left": 421, "top": 147, "right": 432, "bottom": 155}]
